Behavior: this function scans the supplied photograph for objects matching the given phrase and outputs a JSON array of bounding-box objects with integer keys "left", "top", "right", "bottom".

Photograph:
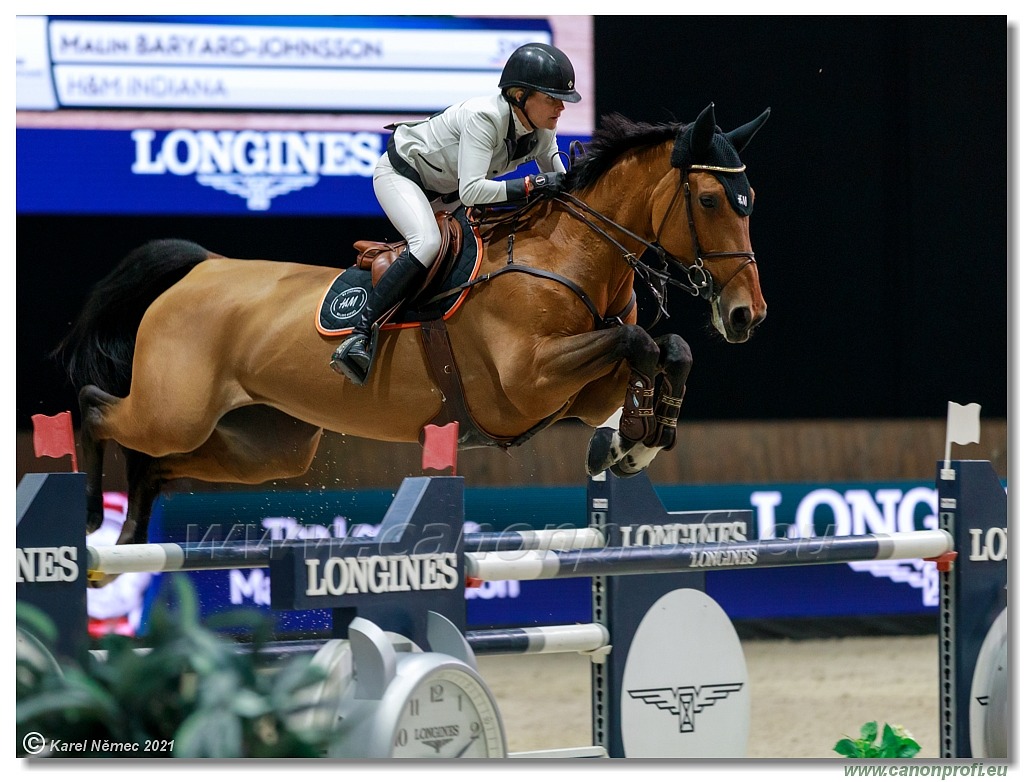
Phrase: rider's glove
[{"left": 526, "top": 171, "right": 566, "bottom": 197}]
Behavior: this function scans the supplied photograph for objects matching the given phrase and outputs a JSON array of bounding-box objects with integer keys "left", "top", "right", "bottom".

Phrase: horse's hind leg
[
  {"left": 150, "top": 406, "right": 323, "bottom": 487},
  {"left": 120, "top": 450, "right": 162, "bottom": 546},
  {"left": 79, "top": 385, "right": 117, "bottom": 533},
  {"left": 119, "top": 412, "right": 317, "bottom": 543},
  {"left": 87, "top": 449, "right": 163, "bottom": 588},
  {"left": 81, "top": 383, "right": 174, "bottom": 534},
  {"left": 77, "top": 372, "right": 247, "bottom": 549},
  {"left": 81, "top": 381, "right": 202, "bottom": 545},
  {"left": 78, "top": 337, "right": 237, "bottom": 461}
]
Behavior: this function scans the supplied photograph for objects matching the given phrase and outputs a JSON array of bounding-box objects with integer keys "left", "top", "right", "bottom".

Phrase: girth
[
  {"left": 417, "top": 267, "right": 634, "bottom": 450},
  {"left": 419, "top": 320, "right": 569, "bottom": 450}
]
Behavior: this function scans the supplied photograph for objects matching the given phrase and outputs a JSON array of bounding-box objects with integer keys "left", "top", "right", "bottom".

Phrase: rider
[{"left": 330, "top": 41, "right": 581, "bottom": 385}]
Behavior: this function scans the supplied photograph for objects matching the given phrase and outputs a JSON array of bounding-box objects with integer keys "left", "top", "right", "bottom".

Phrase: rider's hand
[{"left": 527, "top": 171, "right": 566, "bottom": 197}]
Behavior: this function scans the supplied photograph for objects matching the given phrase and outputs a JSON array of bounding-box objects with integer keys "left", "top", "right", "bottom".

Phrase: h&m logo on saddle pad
[
  {"left": 316, "top": 208, "right": 482, "bottom": 336},
  {"left": 329, "top": 287, "right": 368, "bottom": 321}
]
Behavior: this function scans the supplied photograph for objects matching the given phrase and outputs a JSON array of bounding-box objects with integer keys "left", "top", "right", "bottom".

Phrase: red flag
[
  {"left": 422, "top": 422, "right": 459, "bottom": 475},
  {"left": 31, "top": 411, "right": 78, "bottom": 472}
]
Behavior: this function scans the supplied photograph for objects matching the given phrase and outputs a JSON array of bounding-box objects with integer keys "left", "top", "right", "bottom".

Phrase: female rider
[{"left": 331, "top": 41, "right": 581, "bottom": 385}]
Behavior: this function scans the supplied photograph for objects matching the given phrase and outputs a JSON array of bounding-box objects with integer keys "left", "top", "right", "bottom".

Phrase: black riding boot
[{"left": 330, "top": 250, "right": 427, "bottom": 385}]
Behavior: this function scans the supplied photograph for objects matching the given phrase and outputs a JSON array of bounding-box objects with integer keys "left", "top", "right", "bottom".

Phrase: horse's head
[{"left": 655, "top": 103, "right": 770, "bottom": 343}]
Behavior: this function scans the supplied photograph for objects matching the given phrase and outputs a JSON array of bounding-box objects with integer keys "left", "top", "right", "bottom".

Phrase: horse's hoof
[
  {"left": 586, "top": 427, "right": 618, "bottom": 475},
  {"left": 610, "top": 460, "right": 645, "bottom": 478}
]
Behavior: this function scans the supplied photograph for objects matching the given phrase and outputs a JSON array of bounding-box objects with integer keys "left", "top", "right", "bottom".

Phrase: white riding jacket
[{"left": 388, "top": 92, "right": 565, "bottom": 205}]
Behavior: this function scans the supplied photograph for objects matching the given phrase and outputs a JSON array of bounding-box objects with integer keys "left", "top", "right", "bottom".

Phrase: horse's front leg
[
  {"left": 585, "top": 332, "right": 692, "bottom": 476},
  {"left": 501, "top": 323, "right": 665, "bottom": 472},
  {"left": 610, "top": 333, "right": 692, "bottom": 472},
  {"left": 514, "top": 323, "right": 660, "bottom": 475},
  {"left": 650, "top": 333, "right": 692, "bottom": 451}
]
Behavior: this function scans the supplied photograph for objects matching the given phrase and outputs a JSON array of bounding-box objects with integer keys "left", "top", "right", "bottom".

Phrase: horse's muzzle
[{"left": 716, "top": 299, "right": 766, "bottom": 343}]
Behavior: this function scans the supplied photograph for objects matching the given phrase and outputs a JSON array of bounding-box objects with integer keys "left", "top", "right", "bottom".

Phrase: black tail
[{"left": 54, "top": 239, "right": 214, "bottom": 396}]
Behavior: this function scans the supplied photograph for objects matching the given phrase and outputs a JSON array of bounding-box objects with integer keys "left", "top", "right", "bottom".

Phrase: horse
[{"left": 57, "top": 102, "right": 770, "bottom": 561}]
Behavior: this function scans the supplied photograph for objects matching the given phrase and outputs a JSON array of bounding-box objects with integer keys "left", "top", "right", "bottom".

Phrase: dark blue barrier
[{"left": 136, "top": 476, "right": 951, "bottom": 635}]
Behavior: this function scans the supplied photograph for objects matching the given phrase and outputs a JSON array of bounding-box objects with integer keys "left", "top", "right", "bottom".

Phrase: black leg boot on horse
[{"left": 330, "top": 250, "right": 427, "bottom": 385}]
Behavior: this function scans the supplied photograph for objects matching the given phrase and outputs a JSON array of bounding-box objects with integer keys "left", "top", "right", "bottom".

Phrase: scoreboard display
[{"left": 16, "top": 15, "right": 594, "bottom": 216}]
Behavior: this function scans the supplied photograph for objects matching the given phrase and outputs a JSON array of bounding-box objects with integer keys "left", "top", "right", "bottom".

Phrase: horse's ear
[
  {"left": 725, "top": 108, "right": 771, "bottom": 153},
  {"left": 689, "top": 102, "right": 717, "bottom": 159}
]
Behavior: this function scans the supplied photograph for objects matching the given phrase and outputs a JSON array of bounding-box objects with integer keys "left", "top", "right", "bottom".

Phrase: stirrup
[{"left": 330, "top": 327, "right": 379, "bottom": 385}]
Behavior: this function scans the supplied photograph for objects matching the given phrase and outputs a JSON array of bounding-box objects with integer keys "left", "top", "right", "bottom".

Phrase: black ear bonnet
[{"left": 670, "top": 103, "right": 770, "bottom": 217}]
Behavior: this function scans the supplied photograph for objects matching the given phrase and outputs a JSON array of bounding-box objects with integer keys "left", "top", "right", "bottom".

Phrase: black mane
[{"left": 566, "top": 114, "right": 682, "bottom": 192}]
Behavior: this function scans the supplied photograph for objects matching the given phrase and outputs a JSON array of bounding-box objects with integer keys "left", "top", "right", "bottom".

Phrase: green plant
[
  {"left": 834, "top": 721, "right": 921, "bottom": 759},
  {"left": 17, "top": 575, "right": 338, "bottom": 758}
]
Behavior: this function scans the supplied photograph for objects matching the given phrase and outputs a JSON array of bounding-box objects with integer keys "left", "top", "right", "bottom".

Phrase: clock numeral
[
  {"left": 394, "top": 728, "right": 408, "bottom": 747},
  {"left": 430, "top": 683, "right": 444, "bottom": 702},
  {"left": 408, "top": 698, "right": 420, "bottom": 716}
]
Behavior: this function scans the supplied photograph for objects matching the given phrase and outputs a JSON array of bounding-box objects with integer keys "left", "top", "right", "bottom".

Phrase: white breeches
[{"left": 372, "top": 153, "right": 446, "bottom": 268}]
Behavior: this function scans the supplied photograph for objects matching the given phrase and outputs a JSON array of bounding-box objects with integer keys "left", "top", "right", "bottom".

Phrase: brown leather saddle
[{"left": 353, "top": 211, "right": 464, "bottom": 298}]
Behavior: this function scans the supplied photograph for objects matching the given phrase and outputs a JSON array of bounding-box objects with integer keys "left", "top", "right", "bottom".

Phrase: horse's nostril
[{"left": 730, "top": 306, "right": 752, "bottom": 331}]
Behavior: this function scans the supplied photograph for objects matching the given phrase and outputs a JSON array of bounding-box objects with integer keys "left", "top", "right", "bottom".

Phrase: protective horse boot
[{"left": 330, "top": 249, "right": 427, "bottom": 385}]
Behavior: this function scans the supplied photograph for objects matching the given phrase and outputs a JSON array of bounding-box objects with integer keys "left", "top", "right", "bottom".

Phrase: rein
[
  {"left": 555, "top": 165, "right": 757, "bottom": 327},
  {"left": 423, "top": 164, "right": 756, "bottom": 331},
  {"left": 423, "top": 200, "right": 636, "bottom": 330}
]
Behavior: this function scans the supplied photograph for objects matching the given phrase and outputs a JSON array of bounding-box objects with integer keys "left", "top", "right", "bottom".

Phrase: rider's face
[{"left": 522, "top": 91, "right": 565, "bottom": 131}]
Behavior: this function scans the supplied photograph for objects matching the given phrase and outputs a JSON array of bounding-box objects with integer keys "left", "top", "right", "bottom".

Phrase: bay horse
[{"left": 57, "top": 102, "right": 769, "bottom": 561}]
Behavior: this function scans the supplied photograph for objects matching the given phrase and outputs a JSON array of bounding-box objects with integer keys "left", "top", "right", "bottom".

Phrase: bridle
[
  {"left": 657, "top": 164, "right": 758, "bottom": 298},
  {"left": 547, "top": 163, "right": 757, "bottom": 327},
  {"left": 461, "top": 158, "right": 758, "bottom": 330}
]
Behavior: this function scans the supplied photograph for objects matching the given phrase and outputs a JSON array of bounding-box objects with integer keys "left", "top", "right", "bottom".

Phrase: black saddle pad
[{"left": 317, "top": 207, "right": 481, "bottom": 336}]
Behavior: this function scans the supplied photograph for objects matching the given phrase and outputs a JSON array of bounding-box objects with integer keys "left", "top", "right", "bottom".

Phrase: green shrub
[
  {"left": 834, "top": 721, "right": 921, "bottom": 759},
  {"left": 17, "top": 575, "right": 338, "bottom": 758}
]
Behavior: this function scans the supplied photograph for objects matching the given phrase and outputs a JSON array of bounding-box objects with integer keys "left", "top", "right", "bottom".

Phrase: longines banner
[
  {"left": 124, "top": 479, "right": 957, "bottom": 635},
  {"left": 16, "top": 127, "right": 381, "bottom": 215},
  {"left": 16, "top": 128, "right": 592, "bottom": 216}
]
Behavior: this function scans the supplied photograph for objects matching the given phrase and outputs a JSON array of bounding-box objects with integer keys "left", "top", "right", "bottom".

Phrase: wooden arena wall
[{"left": 15, "top": 418, "right": 1008, "bottom": 491}]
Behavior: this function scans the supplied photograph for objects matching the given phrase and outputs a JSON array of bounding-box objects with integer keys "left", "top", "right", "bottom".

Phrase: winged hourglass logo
[
  {"left": 628, "top": 683, "right": 744, "bottom": 733},
  {"left": 196, "top": 174, "right": 318, "bottom": 210}
]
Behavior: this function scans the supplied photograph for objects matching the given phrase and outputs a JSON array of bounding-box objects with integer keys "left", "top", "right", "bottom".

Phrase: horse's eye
[{"left": 699, "top": 194, "right": 717, "bottom": 208}]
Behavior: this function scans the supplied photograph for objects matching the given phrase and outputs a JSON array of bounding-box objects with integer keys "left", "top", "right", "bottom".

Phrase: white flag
[{"left": 946, "top": 401, "right": 981, "bottom": 446}]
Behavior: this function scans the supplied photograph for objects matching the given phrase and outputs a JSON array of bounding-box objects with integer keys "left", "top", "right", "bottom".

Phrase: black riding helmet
[{"left": 499, "top": 42, "right": 582, "bottom": 104}]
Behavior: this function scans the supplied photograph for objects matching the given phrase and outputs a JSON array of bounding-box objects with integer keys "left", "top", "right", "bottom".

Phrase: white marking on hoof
[{"left": 616, "top": 444, "right": 661, "bottom": 474}]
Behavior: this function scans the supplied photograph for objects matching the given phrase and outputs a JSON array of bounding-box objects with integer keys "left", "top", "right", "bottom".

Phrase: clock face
[{"left": 391, "top": 667, "right": 505, "bottom": 758}]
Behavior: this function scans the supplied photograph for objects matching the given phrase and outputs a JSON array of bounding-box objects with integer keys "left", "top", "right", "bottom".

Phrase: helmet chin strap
[{"left": 507, "top": 89, "right": 538, "bottom": 131}]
